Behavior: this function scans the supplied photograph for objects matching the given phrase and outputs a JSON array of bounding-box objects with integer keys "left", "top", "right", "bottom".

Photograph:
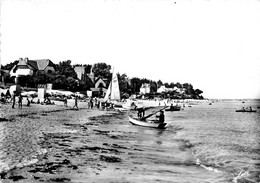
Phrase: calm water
[
  {"left": 104, "top": 100, "right": 260, "bottom": 182},
  {"left": 0, "top": 100, "right": 260, "bottom": 183}
]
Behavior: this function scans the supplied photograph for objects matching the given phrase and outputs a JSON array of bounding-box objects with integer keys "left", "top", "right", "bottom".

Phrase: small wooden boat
[
  {"left": 128, "top": 116, "right": 167, "bottom": 129},
  {"left": 165, "top": 105, "right": 181, "bottom": 111},
  {"left": 235, "top": 109, "right": 256, "bottom": 112}
]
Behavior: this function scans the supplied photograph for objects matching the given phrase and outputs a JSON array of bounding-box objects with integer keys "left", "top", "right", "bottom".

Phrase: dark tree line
[{"left": 1, "top": 61, "right": 203, "bottom": 99}]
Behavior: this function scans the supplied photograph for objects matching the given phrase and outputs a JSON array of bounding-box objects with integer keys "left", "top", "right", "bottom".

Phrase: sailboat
[{"left": 103, "top": 68, "right": 121, "bottom": 106}]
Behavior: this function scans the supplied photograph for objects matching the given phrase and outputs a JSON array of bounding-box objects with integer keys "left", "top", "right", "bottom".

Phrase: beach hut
[{"left": 38, "top": 84, "right": 46, "bottom": 101}]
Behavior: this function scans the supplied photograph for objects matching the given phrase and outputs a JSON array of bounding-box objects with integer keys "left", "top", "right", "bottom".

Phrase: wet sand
[
  {"left": 0, "top": 99, "right": 126, "bottom": 183},
  {"left": 2, "top": 100, "right": 249, "bottom": 182}
]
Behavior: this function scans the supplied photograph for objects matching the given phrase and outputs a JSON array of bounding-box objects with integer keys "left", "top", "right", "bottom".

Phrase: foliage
[
  {"left": 2, "top": 59, "right": 204, "bottom": 99},
  {"left": 56, "top": 60, "right": 77, "bottom": 79},
  {"left": 150, "top": 81, "right": 157, "bottom": 93},
  {"left": 157, "top": 80, "right": 163, "bottom": 88},
  {"left": 130, "top": 77, "right": 142, "bottom": 94},
  {"left": 117, "top": 73, "right": 130, "bottom": 95},
  {"left": 92, "top": 63, "right": 112, "bottom": 80},
  {"left": 1, "top": 60, "right": 19, "bottom": 70}
]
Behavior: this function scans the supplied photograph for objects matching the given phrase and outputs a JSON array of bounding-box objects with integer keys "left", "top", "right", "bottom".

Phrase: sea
[
  {"left": 0, "top": 100, "right": 260, "bottom": 183},
  {"left": 108, "top": 100, "right": 260, "bottom": 183}
]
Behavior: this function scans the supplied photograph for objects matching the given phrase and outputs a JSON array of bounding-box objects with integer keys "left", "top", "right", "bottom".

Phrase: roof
[
  {"left": 17, "top": 59, "right": 28, "bottom": 66},
  {"left": 0, "top": 69, "right": 10, "bottom": 74},
  {"left": 95, "top": 76, "right": 106, "bottom": 83},
  {"left": 28, "top": 59, "right": 53, "bottom": 71}
]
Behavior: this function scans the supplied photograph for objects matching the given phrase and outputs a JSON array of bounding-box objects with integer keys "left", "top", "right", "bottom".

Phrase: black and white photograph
[{"left": 0, "top": 0, "right": 260, "bottom": 182}]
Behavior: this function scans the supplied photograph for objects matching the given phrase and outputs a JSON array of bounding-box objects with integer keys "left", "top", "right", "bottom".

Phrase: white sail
[
  {"left": 103, "top": 68, "right": 120, "bottom": 102},
  {"left": 110, "top": 71, "right": 120, "bottom": 100},
  {"left": 104, "top": 82, "right": 111, "bottom": 101}
]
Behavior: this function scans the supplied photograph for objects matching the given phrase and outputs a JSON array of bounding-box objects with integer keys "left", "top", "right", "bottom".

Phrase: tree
[
  {"left": 92, "top": 63, "right": 112, "bottom": 80},
  {"left": 157, "top": 80, "right": 163, "bottom": 88},
  {"left": 194, "top": 89, "right": 203, "bottom": 96},
  {"left": 1, "top": 60, "right": 19, "bottom": 70},
  {"left": 176, "top": 82, "right": 182, "bottom": 88},
  {"left": 130, "top": 77, "right": 142, "bottom": 94},
  {"left": 169, "top": 82, "right": 175, "bottom": 88},
  {"left": 150, "top": 81, "right": 157, "bottom": 93},
  {"left": 56, "top": 60, "right": 77, "bottom": 79},
  {"left": 117, "top": 73, "right": 130, "bottom": 94},
  {"left": 140, "top": 78, "right": 150, "bottom": 83},
  {"left": 164, "top": 82, "right": 170, "bottom": 88}
]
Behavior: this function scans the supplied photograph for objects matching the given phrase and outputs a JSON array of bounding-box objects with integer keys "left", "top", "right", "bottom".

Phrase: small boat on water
[
  {"left": 235, "top": 109, "right": 256, "bottom": 112},
  {"left": 165, "top": 105, "right": 181, "bottom": 111},
  {"left": 128, "top": 116, "right": 167, "bottom": 129}
]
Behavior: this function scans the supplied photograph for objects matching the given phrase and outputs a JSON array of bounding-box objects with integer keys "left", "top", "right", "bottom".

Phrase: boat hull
[
  {"left": 235, "top": 110, "right": 256, "bottom": 112},
  {"left": 165, "top": 106, "right": 181, "bottom": 111},
  {"left": 128, "top": 116, "right": 167, "bottom": 129}
]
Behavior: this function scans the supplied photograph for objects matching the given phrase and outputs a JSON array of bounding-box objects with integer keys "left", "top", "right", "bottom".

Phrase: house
[
  {"left": 74, "top": 66, "right": 108, "bottom": 97},
  {"left": 157, "top": 85, "right": 174, "bottom": 93},
  {"left": 140, "top": 83, "right": 150, "bottom": 94},
  {"left": 74, "top": 66, "right": 87, "bottom": 83},
  {"left": 157, "top": 85, "right": 186, "bottom": 94},
  {"left": 10, "top": 57, "right": 56, "bottom": 78}
]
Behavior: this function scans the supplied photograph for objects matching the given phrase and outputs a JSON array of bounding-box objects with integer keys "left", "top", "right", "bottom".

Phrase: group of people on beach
[
  {"left": 1, "top": 89, "right": 166, "bottom": 123},
  {"left": 62, "top": 95, "right": 117, "bottom": 111}
]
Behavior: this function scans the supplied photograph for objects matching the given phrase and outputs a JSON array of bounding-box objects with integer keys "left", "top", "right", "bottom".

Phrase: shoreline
[{"left": 0, "top": 100, "right": 120, "bottom": 182}]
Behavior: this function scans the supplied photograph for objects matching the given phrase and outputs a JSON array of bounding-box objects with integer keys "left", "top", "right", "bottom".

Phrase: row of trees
[{"left": 1, "top": 61, "right": 203, "bottom": 99}]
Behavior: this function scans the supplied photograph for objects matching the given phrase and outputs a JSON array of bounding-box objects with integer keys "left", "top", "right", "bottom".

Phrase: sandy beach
[
  {"left": 0, "top": 99, "right": 123, "bottom": 183},
  {"left": 2, "top": 99, "right": 260, "bottom": 183}
]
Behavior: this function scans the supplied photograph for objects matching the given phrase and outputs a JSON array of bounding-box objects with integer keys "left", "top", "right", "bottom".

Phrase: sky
[{"left": 1, "top": 0, "right": 260, "bottom": 99}]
